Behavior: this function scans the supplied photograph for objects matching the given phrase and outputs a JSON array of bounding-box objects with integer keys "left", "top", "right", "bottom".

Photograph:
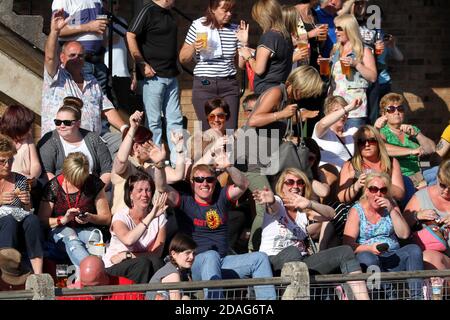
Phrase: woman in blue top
[{"left": 343, "top": 172, "right": 424, "bottom": 299}]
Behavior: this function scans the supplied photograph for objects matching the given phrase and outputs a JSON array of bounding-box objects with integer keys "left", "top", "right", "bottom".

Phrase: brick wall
[{"left": 11, "top": 0, "right": 450, "bottom": 140}]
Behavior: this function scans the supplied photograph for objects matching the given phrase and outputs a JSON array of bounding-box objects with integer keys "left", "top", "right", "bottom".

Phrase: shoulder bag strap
[{"left": 335, "top": 133, "right": 353, "bottom": 158}]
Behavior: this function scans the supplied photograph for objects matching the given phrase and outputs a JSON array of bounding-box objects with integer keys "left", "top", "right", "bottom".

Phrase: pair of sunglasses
[
  {"left": 439, "top": 182, "right": 450, "bottom": 190},
  {"left": 385, "top": 105, "right": 405, "bottom": 114},
  {"left": 335, "top": 26, "right": 344, "bottom": 32},
  {"left": 192, "top": 176, "right": 216, "bottom": 184},
  {"left": 357, "top": 137, "right": 378, "bottom": 147},
  {"left": 54, "top": 119, "right": 76, "bottom": 126},
  {"left": 207, "top": 113, "right": 227, "bottom": 121},
  {"left": 368, "top": 186, "right": 388, "bottom": 194},
  {"left": 284, "top": 179, "right": 305, "bottom": 187}
]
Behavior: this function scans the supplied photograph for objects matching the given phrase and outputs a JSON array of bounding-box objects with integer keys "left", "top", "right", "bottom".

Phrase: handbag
[
  {"left": 413, "top": 223, "right": 449, "bottom": 252},
  {"left": 86, "top": 229, "right": 106, "bottom": 257}
]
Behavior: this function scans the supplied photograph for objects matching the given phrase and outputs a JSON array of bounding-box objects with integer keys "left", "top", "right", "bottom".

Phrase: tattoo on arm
[{"left": 436, "top": 140, "right": 444, "bottom": 151}]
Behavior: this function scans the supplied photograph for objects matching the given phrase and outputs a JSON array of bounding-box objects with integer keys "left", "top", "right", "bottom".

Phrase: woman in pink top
[{"left": 104, "top": 172, "right": 168, "bottom": 283}]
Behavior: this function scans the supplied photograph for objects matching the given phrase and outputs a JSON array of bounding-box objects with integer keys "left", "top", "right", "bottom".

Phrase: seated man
[
  {"left": 42, "top": 10, "right": 127, "bottom": 156},
  {"left": 153, "top": 145, "right": 276, "bottom": 300}
]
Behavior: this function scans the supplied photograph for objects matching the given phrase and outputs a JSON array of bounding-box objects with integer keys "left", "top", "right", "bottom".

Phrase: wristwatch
[{"left": 125, "top": 251, "right": 132, "bottom": 260}]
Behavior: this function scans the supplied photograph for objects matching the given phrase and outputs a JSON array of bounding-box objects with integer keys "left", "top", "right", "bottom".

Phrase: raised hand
[
  {"left": 252, "top": 186, "right": 275, "bottom": 205},
  {"left": 129, "top": 111, "right": 144, "bottom": 129},
  {"left": 170, "top": 131, "right": 185, "bottom": 153},
  {"left": 374, "top": 115, "right": 388, "bottom": 130},
  {"left": 148, "top": 142, "right": 167, "bottom": 164},
  {"left": 300, "top": 109, "right": 320, "bottom": 121},
  {"left": 348, "top": 98, "right": 363, "bottom": 112},
  {"left": 213, "top": 149, "right": 232, "bottom": 170},
  {"left": 151, "top": 192, "right": 168, "bottom": 218},
  {"left": 51, "top": 9, "right": 69, "bottom": 33},
  {"left": 236, "top": 20, "right": 249, "bottom": 46}
]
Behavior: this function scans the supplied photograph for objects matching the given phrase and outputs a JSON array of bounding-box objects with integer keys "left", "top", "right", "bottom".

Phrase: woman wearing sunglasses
[
  {"left": 254, "top": 168, "right": 370, "bottom": 300},
  {"left": 403, "top": 160, "right": 450, "bottom": 271},
  {"left": 343, "top": 172, "right": 424, "bottom": 300},
  {"left": 338, "top": 125, "right": 405, "bottom": 204},
  {"left": 375, "top": 93, "right": 436, "bottom": 188},
  {"left": 38, "top": 97, "right": 112, "bottom": 187},
  {"left": 328, "top": 14, "right": 377, "bottom": 129}
]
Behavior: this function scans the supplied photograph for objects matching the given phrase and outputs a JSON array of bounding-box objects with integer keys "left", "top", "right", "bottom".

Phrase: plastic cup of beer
[
  {"left": 340, "top": 59, "right": 351, "bottom": 78},
  {"left": 318, "top": 58, "right": 331, "bottom": 77},
  {"left": 316, "top": 24, "right": 328, "bottom": 42},
  {"left": 375, "top": 41, "right": 384, "bottom": 55},
  {"left": 96, "top": 14, "right": 108, "bottom": 21},
  {"left": 196, "top": 32, "right": 208, "bottom": 49}
]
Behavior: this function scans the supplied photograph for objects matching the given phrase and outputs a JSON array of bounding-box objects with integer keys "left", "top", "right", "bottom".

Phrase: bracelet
[
  {"left": 153, "top": 161, "right": 166, "bottom": 169},
  {"left": 120, "top": 124, "right": 129, "bottom": 133},
  {"left": 141, "top": 220, "right": 149, "bottom": 228},
  {"left": 57, "top": 216, "right": 63, "bottom": 227},
  {"left": 274, "top": 112, "right": 278, "bottom": 121}
]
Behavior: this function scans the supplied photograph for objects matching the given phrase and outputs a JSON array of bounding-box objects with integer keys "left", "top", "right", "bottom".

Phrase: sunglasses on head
[
  {"left": 284, "top": 179, "right": 305, "bottom": 187},
  {"left": 54, "top": 119, "right": 76, "bottom": 126},
  {"left": 207, "top": 113, "right": 227, "bottom": 121},
  {"left": 193, "top": 176, "right": 216, "bottom": 184},
  {"left": 335, "top": 26, "right": 344, "bottom": 32},
  {"left": 0, "top": 157, "right": 13, "bottom": 166},
  {"left": 385, "top": 105, "right": 405, "bottom": 114},
  {"left": 357, "top": 137, "right": 378, "bottom": 147},
  {"left": 368, "top": 186, "right": 388, "bottom": 195}
]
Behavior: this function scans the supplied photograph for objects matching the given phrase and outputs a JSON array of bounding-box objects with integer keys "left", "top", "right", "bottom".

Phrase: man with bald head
[
  {"left": 41, "top": 10, "right": 127, "bottom": 157},
  {"left": 79, "top": 256, "right": 110, "bottom": 287}
]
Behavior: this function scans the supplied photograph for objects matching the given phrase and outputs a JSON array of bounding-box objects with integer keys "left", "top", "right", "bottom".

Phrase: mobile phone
[
  {"left": 78, "top": 213, "right": 86, "bottom": 218},
  {"left": 376, "top": 243, "right": 389, "bottom": 252}
]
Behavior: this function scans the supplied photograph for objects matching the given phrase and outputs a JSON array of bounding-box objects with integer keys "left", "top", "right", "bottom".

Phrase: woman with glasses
[
  {"left": 0, "top": 134, "right": 43, "bottom": 274},
  {"left": 103, "top": 173, "right": 167, "bottom": 284},
  {"left": 179, "top": 0, "right": 248, "bottom": 130},
  {"left": 403, "top": 160, "right": 450, "bottom": 271},
  {"left": 38, "top": 96, "right": 112, "bottom": 187},
  {"left": 328, "top": 14, "right": 377, "bottom": 129},
  {"left": 38, "top": 152, "right": 111, "bottom": 268},
  {"left": 338, "top": 125, "right": 405, "bottom": 204},
  {"left": 343, "top": 172, "right": 424, "bottom": 300},
  {"left": 254, "top": 167, "right": 370, "bottom": 300},
  {"left": 374, "top": 93, "right": 436, "bottom": 188}
]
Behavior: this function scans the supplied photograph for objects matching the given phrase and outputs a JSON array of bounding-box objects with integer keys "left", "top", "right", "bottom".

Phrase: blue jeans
[
  {"left": 423, "top": 166, "right": 439, "bottom": 186},
  {"left": 357, "top": 244, "right": 424, "bottom": 300},
  {"left": 191, "top": 250, "right": 276, "bottom": 300},
  {"left": 345, "top": 117, "right": 367, "bottom": 131},
  {"left": 141, "top": 76, "right": 183, "bottom": 164},
  {"left": 49, "top": 226, "right": 101, "bottom": 267}
]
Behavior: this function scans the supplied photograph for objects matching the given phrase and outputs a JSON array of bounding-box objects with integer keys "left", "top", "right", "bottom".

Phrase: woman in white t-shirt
[
  {"left": 103, "top": 172, "right": 168, "bottom": 283},
  {"left": 254, "top": 168, "right": 369, "bottom": 300},
  {"left": 312, "top": 96, "right": 361, "bottom": 202}
]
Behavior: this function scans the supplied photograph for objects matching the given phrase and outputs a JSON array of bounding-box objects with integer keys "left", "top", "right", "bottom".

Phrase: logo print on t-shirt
[{"left": 206, "top": 209, "right": 221, "bottom": 230}]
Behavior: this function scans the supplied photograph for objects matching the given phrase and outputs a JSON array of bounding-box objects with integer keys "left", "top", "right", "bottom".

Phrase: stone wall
[{"left": 10, "top": 0, "right": 450, "bottom": 140}]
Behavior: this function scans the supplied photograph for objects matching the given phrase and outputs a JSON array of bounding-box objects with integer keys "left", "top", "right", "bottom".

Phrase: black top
[
  {"left": 254, "top": 30, "right": 293, "bottom": 95},
  {"left": 128, "top": 2, "right": 179, "bottom": 78}
]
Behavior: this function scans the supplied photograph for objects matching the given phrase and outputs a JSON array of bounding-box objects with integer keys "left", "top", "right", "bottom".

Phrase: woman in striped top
[{"left": 179, "top": 0, "right": 248, "bottom": 131}]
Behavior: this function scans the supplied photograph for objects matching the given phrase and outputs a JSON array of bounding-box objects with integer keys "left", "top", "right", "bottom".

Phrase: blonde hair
[
  {"left": 286, "top": 66, "right": 324, "bottom": 99},
  {"left": 252, "top": 0, "right": 290, "bottom": 39},
  {"left": 379, "top": 93, "right": 405, "bottom": 115},
  {"left": 275, "top": 168, "right": 312, "bottom": 199},
  {"left": 333, "top": 14, "right": 364, "bottom": 62},
  {"left": 190, "top": 164, "right": 216, "bottom": 182},
  {"left": 0, "top": 133, "right": 17, "bottom": 158},
  {"left": 362, "top": 172, "right": 392, "bottom": 199},
  {"left": 282, "top": 5, "right": 299, "bottom": 38},
  {"left": 62, "top": 152, "right": 90, "bottom": 187},
  {"left": 438, "top": 159, "right": 450, "bottom": 187},
  {"left": 324, "top": 95, "right": 348, "bottom": 115},
  {"left": 352, "top": 125, "right": 392, "bottom": 174}
]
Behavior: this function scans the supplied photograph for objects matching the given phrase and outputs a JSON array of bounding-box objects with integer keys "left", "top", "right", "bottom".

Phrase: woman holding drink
[
  {"left": 179, "top": 0, "right": 248, "bottom": 130},
  {"left": 328, "top": 14, "right": 377, "bottom": 129}
]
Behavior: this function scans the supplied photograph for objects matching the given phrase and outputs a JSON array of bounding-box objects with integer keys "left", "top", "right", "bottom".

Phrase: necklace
[{"left": 64, "top": 179, "right": 81, "bottom": 209}]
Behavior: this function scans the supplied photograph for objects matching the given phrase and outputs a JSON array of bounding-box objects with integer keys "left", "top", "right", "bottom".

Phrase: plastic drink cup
[
  {"left": 316, "top": 24, "right": 328, "bottom": 42},
  {"left": 340, "top": 59, "right": 351, "bottom": 78},
  {"left": 318, "top": 58, "right": 331, "bottom": 77},
  {"left": 56, "top": 264, "right": 69, "bottom": 288},
  {"left": 197, "top": 32, "right": 208, "bottom": 49}
]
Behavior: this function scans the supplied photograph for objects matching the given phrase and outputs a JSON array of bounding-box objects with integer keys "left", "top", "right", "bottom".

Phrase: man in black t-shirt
[
  {"left": 126, "top": 0, "right": 183, "bottom": 165},
  {"left": 152, "top": 148, "right": 276, "bottom": 300}
]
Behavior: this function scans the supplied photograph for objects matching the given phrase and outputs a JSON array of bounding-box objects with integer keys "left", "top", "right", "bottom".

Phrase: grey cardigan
[{"left": 37, "top": 128, "right": 112, "bottom": 178}]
